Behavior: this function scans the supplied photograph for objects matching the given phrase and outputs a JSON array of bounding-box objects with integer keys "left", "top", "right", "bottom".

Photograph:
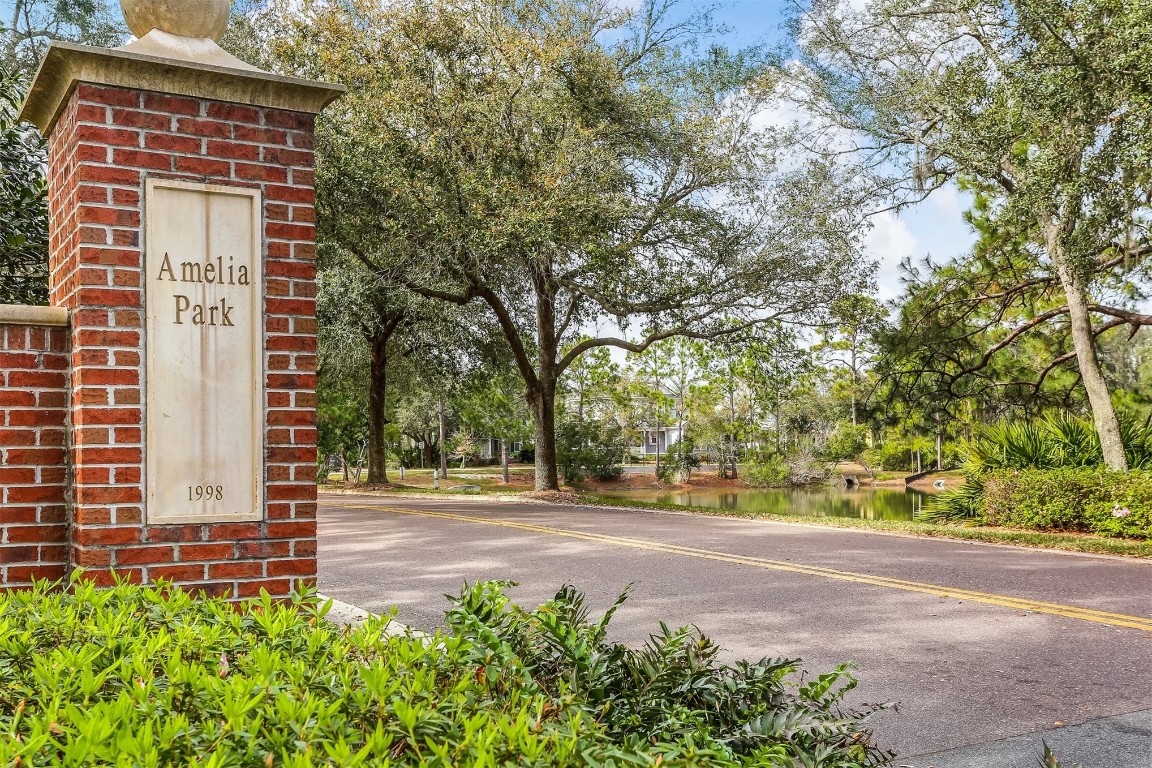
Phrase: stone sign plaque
[{"left": 145, "top": 179, "right": 263, "bottom": 524}]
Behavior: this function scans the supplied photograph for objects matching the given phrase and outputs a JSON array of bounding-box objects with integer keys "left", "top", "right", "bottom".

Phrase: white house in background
[
  {"left": 477, "top": 438, "right": 523, "bottom": 461},
  {"left": 637, "top": 425, "right": 684, "bottom": 456}
]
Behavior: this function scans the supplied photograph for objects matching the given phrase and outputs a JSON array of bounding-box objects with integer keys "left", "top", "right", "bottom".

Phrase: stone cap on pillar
[{"left": 19, "top": 3, "right": 343, "bottom": 133}]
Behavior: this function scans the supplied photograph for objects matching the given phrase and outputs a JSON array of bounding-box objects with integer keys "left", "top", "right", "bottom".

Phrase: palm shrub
[
  {"left": 0, "top": 575, "right": 894, "bottom": 767},
  {"left": 922, "top": 412, "right": 1152, "bottom": 524}
]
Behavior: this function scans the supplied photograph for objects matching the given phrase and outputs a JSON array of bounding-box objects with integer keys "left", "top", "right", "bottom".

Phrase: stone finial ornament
[
  {"left": 114, "top": 0, "right": 257, "bottom": 71},
  {"left": 120, "top": 0, "right": 232, "bottom": 41}
]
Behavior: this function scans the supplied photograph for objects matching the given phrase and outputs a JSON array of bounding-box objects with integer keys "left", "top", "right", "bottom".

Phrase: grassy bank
[{"left": 578, "top": 494, "right": 1152, "bottom": 559}]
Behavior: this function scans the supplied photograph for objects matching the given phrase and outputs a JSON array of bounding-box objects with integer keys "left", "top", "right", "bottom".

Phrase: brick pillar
[
  {"left": 0, "top": 309, "right": 70, "bottom": 590},
  {"left": 21, "top": 41, "right": 342, "bottom": 598}
]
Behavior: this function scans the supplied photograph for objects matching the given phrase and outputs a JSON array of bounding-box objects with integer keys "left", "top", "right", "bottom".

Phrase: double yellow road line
[{"left": 330, "top": 502, "right": 1152, "bottom": 632}]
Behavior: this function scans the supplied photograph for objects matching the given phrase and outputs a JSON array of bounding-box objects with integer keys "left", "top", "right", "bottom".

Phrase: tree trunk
[
  {"left": 1046, "top": 225, "right": 1129, "bottom": 471},
  {"left": 501, "top": 439, "right": 510, "bottom": 484},
  {"left": 366, "top": 332, "right": 389, "bottom": 484},
  {"left": 775, "top": 400, "right": 783, "bottom": 453},
  {"left": 727, "top": 387, "right": 738, "bottom": 479},
  {"left": 438, "top": 397, "right": 449, "bottom": 479},
  {"left": 850, "top": 345, "right": 858, "bottom": 426},
  {"left": 531, "top": 382, "right": 560, "bottom": 490}
]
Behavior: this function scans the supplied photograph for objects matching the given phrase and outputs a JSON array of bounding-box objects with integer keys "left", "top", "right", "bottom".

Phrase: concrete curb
[
  {"left": 317, "top": 593, "right": 426, "bottom": 639},
  {"left": 905, "top": 707, "right": 1152, "bottom": 768}
]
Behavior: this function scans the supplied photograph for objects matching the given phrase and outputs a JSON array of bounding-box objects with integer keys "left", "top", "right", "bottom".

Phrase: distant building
[
  {"left": 637, "top": 425, "right": 684, "bottom": 456},
  {"left": 477, "top": 438, "right": 522, "bottom": 460}
]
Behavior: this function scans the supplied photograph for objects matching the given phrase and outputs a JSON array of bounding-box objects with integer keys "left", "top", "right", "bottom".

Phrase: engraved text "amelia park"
[{"left": 155, "top": 252, "right": 250, "bottom": 326}]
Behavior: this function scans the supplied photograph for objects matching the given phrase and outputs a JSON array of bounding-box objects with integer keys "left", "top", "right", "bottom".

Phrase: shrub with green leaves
[
  {"left": 0, "top": 68, "right": 49, "bottom": 305},
  {"left": 656, "top": 437, "right": 702, "bottom": 482},
  {"left": 822, "top": 424, "right": 870, "bottom": 463},
  {"left": 556, "top": 420, "right": 625, "bottom": 483},
  {"left": 744, "top": 455, "right": 791, "bottom": 487},
  {"left": 982, "top": 468, "right": 1152, "bottom": 539},
  {"left": 0, "top": 576, "right": 893, "bottom": 767},
  {"left": 923, "top": 413, "right": 1152, "bottom": 525}
]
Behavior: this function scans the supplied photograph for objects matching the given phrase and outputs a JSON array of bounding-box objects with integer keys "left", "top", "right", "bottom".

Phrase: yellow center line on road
[{"left": 327, "top": 502, "right": 1152, "bottom": 632}]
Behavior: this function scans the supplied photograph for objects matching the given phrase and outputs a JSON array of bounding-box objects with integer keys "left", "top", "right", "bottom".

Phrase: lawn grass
[{"left": 578, "top": 494, "right": 1152, "bottom": 559}]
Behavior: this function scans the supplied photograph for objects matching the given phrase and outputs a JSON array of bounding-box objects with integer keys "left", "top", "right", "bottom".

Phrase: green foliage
[
  {"left": 981, "top": 468, "right": 1152, "bottom": 539},
  {"left": 0, "top": 69, "right": 48, "bottom": 305},
  {"left": 823, "top": 423, "right": 870, "bottom": 462},
  {"left": 0, "top": 576, "right": 893, "bottom": 767},
  {"left": 744, "top": 452, "right": 832, "bottom": 488},
  {"left": 743, "top": 455, "right": 791, "bottom": 487},
  {"left": 556, "top": 420, "right": 626, "bottom": 483},
  {"left": 263, "top": 0, "right": 869, "bottom": 490},
  {"left": 798, "top": 0, "right": 1152, "bottom": 460},
  {"left": 656, "top": 438, "right": 702, "bottom": 482},
  {"left": 2, "top": 0, "right": 125, "bottom": 76},
  {"left": 865, "top": 440, "right": 922, "bottom": 473},
  {"left": 963, "top": 414, "right": 1152, "bottom": 471},
  {"left": 920, "top": 480, "right": 985, "bottom": 523},
  {"left": 1040, "top": 743, "right": 1076, "bottom": 768},
  {"left": 317, "top": 391, "right": 367, "bottom": 480},
  {"left": 924, "top": 413, "right": 1152, "bottom": 523}
]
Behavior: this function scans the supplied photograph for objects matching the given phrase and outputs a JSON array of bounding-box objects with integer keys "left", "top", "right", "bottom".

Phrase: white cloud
[
  {"left": 928, "top": 183, "right": 964, "bottom": 219},
  {"left": 864, "top": 211, "right": 918, "bottom": 300}
]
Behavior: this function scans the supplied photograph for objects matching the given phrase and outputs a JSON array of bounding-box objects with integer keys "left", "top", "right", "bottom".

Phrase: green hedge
[
  {"left": 0, "top": 577, "right": 893, "bottom": 767},
  {"left": 743, "top": 455, "right": 790, "bottom": 487},
  {"left": 982, "top": 468, "right": 1152, "bottom": 539}
]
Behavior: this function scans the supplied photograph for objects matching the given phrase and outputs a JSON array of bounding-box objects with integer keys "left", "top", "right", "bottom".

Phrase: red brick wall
[
  {"left": 0, "top": 322, "right": 70, "bottom": 589},
  {"left": 42, "top": 83, "right": 318, "bottom": 598}
]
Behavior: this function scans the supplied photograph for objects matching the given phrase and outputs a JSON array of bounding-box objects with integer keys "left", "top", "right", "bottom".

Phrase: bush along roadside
[
  {"left": 982, "top": 468, "right": 1152, "bottom": 539},
  {"left": 0, "top": 575, "right": 895, "bottom": 767},
  {"left": 923, "top": 414, "right": 1152, "bottom": 539}
]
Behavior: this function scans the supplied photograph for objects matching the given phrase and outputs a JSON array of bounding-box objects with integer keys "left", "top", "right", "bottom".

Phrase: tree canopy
[
  {"left": 0, "top": 68, "right": 47, "bottom": 305},
  {"left": 263, "top": 0, "right": 872, "bottom": 488},
  {"left": 794, "top": 0, "right": 1152, "bottom": 469}
]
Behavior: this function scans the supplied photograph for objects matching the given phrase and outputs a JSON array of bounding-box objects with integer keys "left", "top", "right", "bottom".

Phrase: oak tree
[{"left": 271, "top": 0, "right": 868, "bottom": 488}]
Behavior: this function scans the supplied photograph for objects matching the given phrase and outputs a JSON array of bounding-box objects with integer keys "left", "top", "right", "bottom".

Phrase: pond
[{"left": 589, "top": 485, "right": 935, "bottom": 522}]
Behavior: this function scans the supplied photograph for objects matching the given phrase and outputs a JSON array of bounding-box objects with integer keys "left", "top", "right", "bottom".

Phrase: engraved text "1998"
[{"left": 188, "top": 485, "right": 224, "bottom": 501}]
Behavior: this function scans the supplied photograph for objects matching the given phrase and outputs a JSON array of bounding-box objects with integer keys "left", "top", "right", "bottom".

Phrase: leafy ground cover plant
[{"left": 0, "top": 576, "right": 893, "bottom": 767}]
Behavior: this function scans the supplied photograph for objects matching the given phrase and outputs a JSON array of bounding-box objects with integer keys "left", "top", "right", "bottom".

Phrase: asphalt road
[{"left": 316, "top": 493, "right": 1152, "bottom": 765}]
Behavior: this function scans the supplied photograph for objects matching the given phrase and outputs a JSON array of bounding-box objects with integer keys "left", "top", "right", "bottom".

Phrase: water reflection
[{"left": 591, "top": 486, "right": 933, "bottom": 521}]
